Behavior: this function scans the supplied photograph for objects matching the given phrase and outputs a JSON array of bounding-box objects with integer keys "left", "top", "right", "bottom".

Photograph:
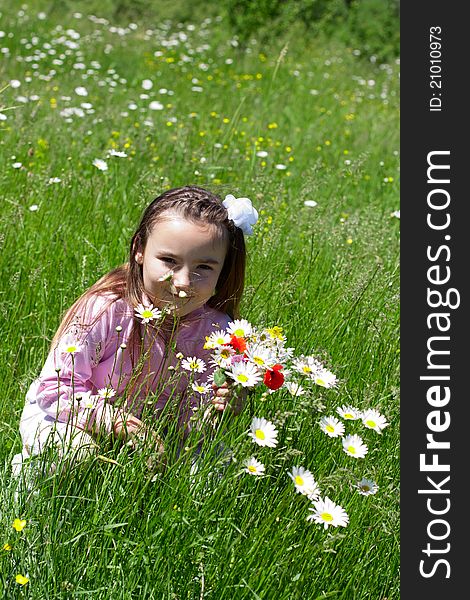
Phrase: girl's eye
[
  {"left": 198, "top": 265, "right": 213, "bottom": 271},
  {"left": 160, "top": 257, "right": 176, "bottom": 264}
]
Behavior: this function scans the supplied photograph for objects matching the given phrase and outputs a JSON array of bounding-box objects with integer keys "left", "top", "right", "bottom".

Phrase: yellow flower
[
  {"left": 15, "top": 574, "right": 29, "bottom": 586},
  {"left": 12, "top": 519, "right": 26, "bottom": 532},
  {"left": 3, "top": 543, "right": 12, "bottom": 551}
]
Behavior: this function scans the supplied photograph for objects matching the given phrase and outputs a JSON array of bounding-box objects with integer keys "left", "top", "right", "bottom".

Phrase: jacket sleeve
[{"left": 35, "top": 294, "right": 119, "bottom": 434}]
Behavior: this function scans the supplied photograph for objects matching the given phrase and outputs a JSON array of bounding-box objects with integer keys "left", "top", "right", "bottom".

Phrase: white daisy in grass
[
  {"left": 191, "top": 382, "right": 211, "bottom": 395},
  {"left": 134, "top": 303, "right": 162, "bottom": 324},
  {"left": 288, "top": 466, "right": 320, "bottom": 498},
  {"left": 292, "top": 355, "right": 323, "bottom": 377},
  {"left": 248, "top": 417, "right": 278, "bottom": 447},
  {"left": 226, "top": 361, "right": 262, "bottom": 388},
  {"left": 58, "top": 335, "right": 82, "bottom": 355},
  {"left": 285, "top": 381, "right": 306, "bottom": 397},
  {"left": 244, "top": 457, "right": 266, "bottom": 476},
  {"left": 313, "top": 368, "right": 338, "bottom": 388},
  {"left": 361, "top": 409, "right": 389, "bottom": 433},
  {"left": 181, "top": 356, "right": 207, "bottom": 373},
  {"left": 307, "top": 496, "right": 349, "bottom": 529},
  {"left": 203, "top": 330, "right": 232, "bottom": 349},
  {"left": 319, "top": 416, "right": 345, "bottom": 438},
  {"left": 342, "top": 434, "right": 368, "bottom": 458},
  {"left": 336, "top": 404, "right": 361, "bottom": 420},
  {"left": 97, "top": 386, "right": 116, "bottom": 400},
  {"left": 92, "top": 158, "right": 108, "bottom": 171},
  {"left": 356, "top": 477, "right": 379, "bottom": 496},
  {"left": 107, "top": 149, "right": 127, "bottom": 158},
  {"left": 226, "top": 319, "right": 252, "bottom": 338}
]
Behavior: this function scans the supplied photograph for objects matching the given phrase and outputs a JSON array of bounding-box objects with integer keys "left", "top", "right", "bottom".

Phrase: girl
[{"left": 12, "top": 185, "right": 259, "bottom": 474}]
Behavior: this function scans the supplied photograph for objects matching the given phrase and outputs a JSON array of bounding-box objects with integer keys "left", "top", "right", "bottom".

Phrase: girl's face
[{"left": 135, "top": 213, "right": 228, "bottom": 317}]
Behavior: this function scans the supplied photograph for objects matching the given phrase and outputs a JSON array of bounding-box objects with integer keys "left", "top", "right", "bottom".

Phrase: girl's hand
[
  {"left": 113, "top": 412, "right": 165, "bottom": 456},
  {"left": 211, "top": 382, "right": 245, "bottom": 415}
]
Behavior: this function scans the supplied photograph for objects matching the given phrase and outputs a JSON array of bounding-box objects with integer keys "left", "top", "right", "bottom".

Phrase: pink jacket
[{"left": 23, "top": 294, "right": 231, "bottom": 437}]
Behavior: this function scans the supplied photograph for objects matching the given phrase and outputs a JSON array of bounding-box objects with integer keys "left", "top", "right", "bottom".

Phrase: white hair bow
[{"left": 222, "top": 194, "right": 259, "bottom": 236}]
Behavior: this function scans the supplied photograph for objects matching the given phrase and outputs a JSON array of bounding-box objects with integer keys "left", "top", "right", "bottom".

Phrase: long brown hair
[{"left": 50, "top": 186, "right": 246, "bottom": 351}]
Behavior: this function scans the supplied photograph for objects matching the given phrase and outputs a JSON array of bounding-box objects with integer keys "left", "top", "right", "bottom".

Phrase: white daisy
[
  {"left": 361, "top": 409, "right": 389, "bottom": 433},
  {"left": 244, "top": 457, "right": 265, "bottom": 476},
  {"left": 203, "top": 330, "right": 231, "bottom": 350},
  {"left": 307, "top": 496, "right": 349, "bottom": 529},
  {"left": 248, "top": 416, "right": 278, "bottom": 448},
  {"left": 107, "top": 149, "right": 127, "bottom": 158},
  {"left": 48, "top": 177, "right": 62, "bottom": 184},
  {"left": 149, "top": 100, "right": 164, "bottom": 111},
  {"left": 356, "top": 477, "right": 379, "bottom": 496},
  {"left": 288, "top": 466, "right": 320, "bottom": 498},
  {"left": 304, "top": 200, "right": 318, "bottom": 208},
  {"left": 210, "top": 345, "right": 235, "bottom": 368},
  {"left": 92, "top": 158, "right": 108, "bottom": 171},
  {"left": 245, "top": 343, "right": 276, "bottom": 370},
  {"left": 285, "top": 381, "right": 306, "bottom": 397},
  {"left": 226, "top": 319, "right": 252, "bottom": 338},
  {"left": 58, "top": 335, "right": 82, "bottom": 355},
  {"left": 336, "top": 405, "right": 361, "bottom": 420},
  {"left": 319, "top": 416, "right": 345, "bottom": 438},
  {"left": 226, "top": 361, "right": 261, "bottom": 388},
  {"left": 134, "top": 303, "right": 162, "bottom": 323},
  {"left": 342, "top": 434, "right": 368, "bottom": 458},
  {"left": 313, "top": 368, "right": 338, "bottom": 388},
  {"left": 292, "top": 355, "right": 322, "bottom": 377},
  {"left": 181, "top": 356, "right": 207, "bottom": 373},
  {"left": 142, "top": 79, "right": 153, "bottom": 90},
  {"left": 74, "top": 86, "right": 88, "bottom": 96},
  {"left": 191, "top": 382, "right": 211, "bottom": 395},
  {"left": 97, "top": 386, "right": 116, "bottom": 400}
]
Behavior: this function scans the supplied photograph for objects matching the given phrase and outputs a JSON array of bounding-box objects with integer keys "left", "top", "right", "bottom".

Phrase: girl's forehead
[{"left": 149, "top": 212, "right": 226, "bottom": 240}]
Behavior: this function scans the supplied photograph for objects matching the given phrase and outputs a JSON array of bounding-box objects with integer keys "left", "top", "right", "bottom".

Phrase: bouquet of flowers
[{"left": 201, "top": 318, "right": 338, "bottom": 396}]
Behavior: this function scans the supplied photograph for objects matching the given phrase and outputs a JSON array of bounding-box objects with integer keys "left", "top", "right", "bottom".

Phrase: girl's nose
[{"left": 173, "top": 267, "right": 192, "bottom": 289}]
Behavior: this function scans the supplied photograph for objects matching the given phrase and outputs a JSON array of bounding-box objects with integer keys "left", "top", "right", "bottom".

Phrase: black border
[{"left": 401, "top": 3, "right": 467, "bottom": 597}]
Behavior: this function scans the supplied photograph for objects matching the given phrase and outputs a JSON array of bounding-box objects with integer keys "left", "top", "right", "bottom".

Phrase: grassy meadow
[{"left": 0, "top": 2, "right": 400, "bottom": 598}]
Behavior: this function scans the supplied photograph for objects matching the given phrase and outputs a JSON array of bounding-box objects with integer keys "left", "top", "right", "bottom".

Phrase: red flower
[
  {"left": 228, "top": 335, "right": 247, "bottom": 353},
  {"left": 263, "top": 364, "right": 285, "bottom": 390}
]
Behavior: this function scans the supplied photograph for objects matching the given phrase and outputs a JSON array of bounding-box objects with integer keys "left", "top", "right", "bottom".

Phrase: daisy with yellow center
[
  {"left": 244, "top": 456, "right": 266, "bottom": 476},
  {"left": 288, "top": 466, "right": 320, "bottom": 498},
  {"left": 226, "top": 361, "right": 262, "bottom": 388},
  {"left": 191, "top": 382, "right": 211, "bottom": 395},
  {"left": 356, "top": 477, "right": 379, "bottom": 496},
  {"left": 210, "top": 345, "right": 235, "bottom": 368},
  {"left": 58, "top": 335, "right": 82, "bottom": 356},
  {"left": 313, "top": 368, "right": 337, "bottom": 388},
  {"left": 134, "top": 303, "right": 162, "bottom": 324},
  {"left": 342, "top": 434, "right": 368, "bottom": 458},
  {"left": 12, "top": 519, "right": 26, "bottom": 532},
  {"left": 285, "top": 381, "right": 306, "bottom": 397},
  {"left": 203, "top": 330, "right": 231, "bottom": 350},
  {"left": 307, "top": 496, "right": 349, "bottom": 529},
  {"left": 226, "top": 319, "right": 252, "bottom": 338},
  {"left": 248, "top": 416, "right": 278, "bottom": 447},
  {"left": 292, "top": 355, "right": 322, "bottom": 377},
  {"left": 361, "top": 409, "right": 389, "bottom": 433},
  {"left": 336, "top": 404, "right": 361, "bottom": 420},
  {"left": 97, "top": 386, "right": 116, "bottom": 400},
  {"left": 319, "top": 416, "right": 345, "bottom": 438},
  {"left": 181, "top": 356, "right": 207, "bottom": 373}
]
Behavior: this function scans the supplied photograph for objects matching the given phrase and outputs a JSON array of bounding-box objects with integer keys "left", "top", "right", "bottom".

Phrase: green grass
[{"left": 0, "top": 2, "right": 399, "bottom": 598}]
